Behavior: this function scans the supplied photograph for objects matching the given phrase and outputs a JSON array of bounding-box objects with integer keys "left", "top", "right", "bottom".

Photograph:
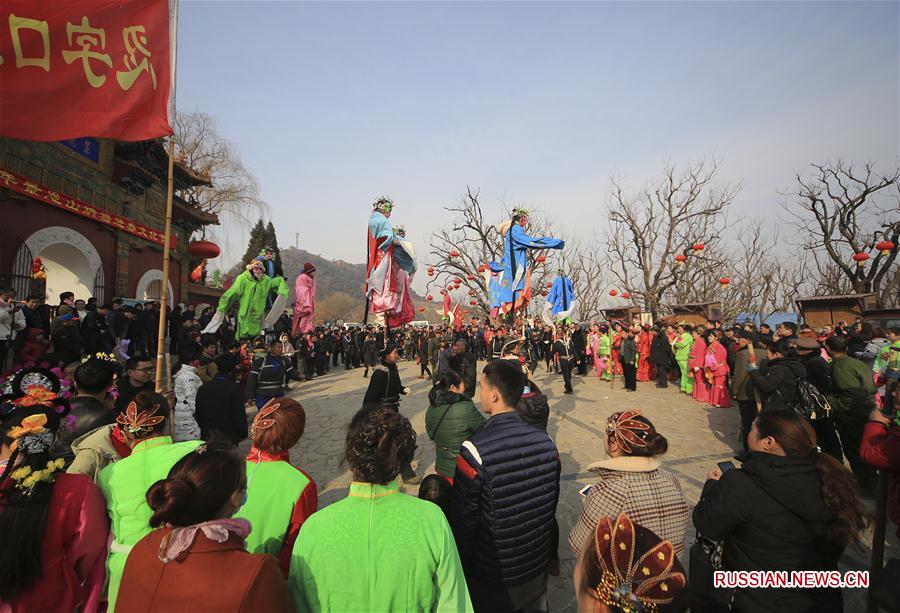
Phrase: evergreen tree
[
  {"left": 240, "top": 219, "right": 266, "bottom": 265},
  {"left": 265, "top": 220, "right": 284, "bottom": 273}
]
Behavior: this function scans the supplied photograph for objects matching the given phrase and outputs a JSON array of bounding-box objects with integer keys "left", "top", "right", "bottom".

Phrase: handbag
[{"left": 688, "top": 531, "right": 727, "bottom": 612}]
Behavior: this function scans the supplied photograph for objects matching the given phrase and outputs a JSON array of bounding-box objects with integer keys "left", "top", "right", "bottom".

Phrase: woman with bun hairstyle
[
  {"left": 235, "top": 397, "right": 317, "bottom": 576},
  {"left": 289, "top": 405, "right": 472, "bottom": 612},
  {"left": 0, "top": 394, "right": 109, "bottom": 613},
  {"left": 568, "top": 410, "right": 689, "bottom": 559},
  {"left": 116, "top": 445, "right": 292, "bottom": 612},
  {"left": 97, "top": 392, "right": 203, "bottom": 611},
  {"left": 425, "top": 370, "right": 484, "bottom": 479},
  {"left": 693, "top": 410, "right": 868, "bottom": 612}
]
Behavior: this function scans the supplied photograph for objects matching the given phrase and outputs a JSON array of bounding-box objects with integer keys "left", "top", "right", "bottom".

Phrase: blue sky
[{"left": 177, "top": 1, "right": 899, "bottom": 275}]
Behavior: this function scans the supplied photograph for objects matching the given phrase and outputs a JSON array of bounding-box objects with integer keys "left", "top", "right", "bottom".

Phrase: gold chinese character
[
  {"left": 9, "top": 14, "right": 50, "bottom": 71},
  {"left": 22, "top": 181, "right": 41, "bottom": 196},
  {"left": 0, "top": 171, "right": 18, "bottom": 186},
  {"left": 83, "top": 206, "right": 97, "bottom": 218},
  {"left": 116, "top": 26, "right": 157, "bottom": 91},
  {"left": 62, "top": 17, "right": 112, "bottom": 88},
  {"left": 99, "top": 213, "right": 112, "bottom": 224},
  {"left": 46, "top": 191, "right": 62, "bottom": 204}
]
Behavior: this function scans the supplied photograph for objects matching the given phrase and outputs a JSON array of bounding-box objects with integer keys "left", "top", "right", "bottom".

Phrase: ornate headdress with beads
[
  {"left": 606, "top": 409, "right": 650, "bottom": 454},
  {"left": 373, "top": 197, "right": 394, "bottom": 213},
  {"left": 116, "top": 400, "right": 164, "bottom": 438},
  {"left": 590, "top": 514, "right": 686, "bottom": 612},
  {"left": 250, "top": 397, "right": 283, "bottom": 438}
]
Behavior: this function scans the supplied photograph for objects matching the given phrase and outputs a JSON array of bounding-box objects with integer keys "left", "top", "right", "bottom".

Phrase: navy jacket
[{"left": 450, "top": 411, "right": 560, "bottom": 586}]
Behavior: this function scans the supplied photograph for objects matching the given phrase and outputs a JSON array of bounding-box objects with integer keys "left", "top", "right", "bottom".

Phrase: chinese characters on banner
[
  {"left": 0, "top": 166, "right": 176, "bottom": 247},
  {"left": 0, "top": 0, "right": 174, "bottom": 142}
]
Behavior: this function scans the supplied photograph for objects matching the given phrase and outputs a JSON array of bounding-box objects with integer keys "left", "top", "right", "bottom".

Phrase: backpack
[{"left": 794, "top": 379, "right": 832, "bottom": 421}]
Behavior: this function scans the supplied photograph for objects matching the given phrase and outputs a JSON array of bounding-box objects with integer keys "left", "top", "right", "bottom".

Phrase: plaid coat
[{"left": 568, "top": 455, "right": 690, "bottom": 558}]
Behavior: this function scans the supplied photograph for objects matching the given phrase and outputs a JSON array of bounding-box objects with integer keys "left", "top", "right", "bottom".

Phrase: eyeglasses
[{"left": 133, "top": 366, "right": 155, "bottom": 373}]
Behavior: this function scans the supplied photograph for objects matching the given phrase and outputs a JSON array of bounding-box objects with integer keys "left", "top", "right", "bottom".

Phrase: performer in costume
[
  {"left": 365, "top": 198, "right": 417, "bottom": 328},
  {"left": 598, "top": 324, "right": 612, "bottom": 381},
  {"left": 636, "top": 324, "right": 653, "bottom": 382},
  {"left": 202, "top": 258, "right": 289, "bottom": 340},
  {"left": 705, "top": 330, "right": 731, "bottom": 408},
  {"left": 546, "top": 269, "right": 576, "bottom": 324},
  {"left": 688, "top": 328, "right": 710, "bottom": 403},
  {"left": 260, "top": 246, "right": 285, "bottom": 309},
  {"left": 497, "top": 208, "right": 564, "bottom": 318},
  {"left": 292, "top": 262, "right": 316, "bottom": 337},
  {"left": 486, "top": 261, "right": 504, "bottom": 320},
  {"left": 610, "top": 323, "right": 624, "bottom": 376}
]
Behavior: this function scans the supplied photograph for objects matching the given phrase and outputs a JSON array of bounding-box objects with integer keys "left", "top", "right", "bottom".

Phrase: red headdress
[
  {"left": 606, "top": 410, "right": 650, "bottom": 453},
  {"left": 590, "top": 513, "right": 686, "bottom": 611},
  {"left": 116, "top": 400, "right": 165, "bottom": 437},
  {"left": 250, "top": 397, "right": 282, "bottom": 438}
]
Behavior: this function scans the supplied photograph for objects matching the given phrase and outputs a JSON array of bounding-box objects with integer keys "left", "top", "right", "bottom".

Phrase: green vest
[
  {"left": 97, "top": 436, "right": 202, "bottom": 611},
  {"left": 236, "top": 460, "right": 311, "bottom": 556}
]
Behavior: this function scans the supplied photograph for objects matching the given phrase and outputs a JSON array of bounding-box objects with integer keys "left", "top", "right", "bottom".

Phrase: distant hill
[{"left": 228, "top": 247, "right": 439, "bottom": 324}]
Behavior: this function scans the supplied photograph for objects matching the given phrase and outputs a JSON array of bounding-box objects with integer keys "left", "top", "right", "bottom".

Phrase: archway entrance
[{"left": 16, "top": 227, "right": 105, "bottom": 302}]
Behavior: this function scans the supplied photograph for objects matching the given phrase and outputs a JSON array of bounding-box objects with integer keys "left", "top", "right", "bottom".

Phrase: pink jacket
[{"left": 292, "top": 273, "right": 316, "bottom": 336}]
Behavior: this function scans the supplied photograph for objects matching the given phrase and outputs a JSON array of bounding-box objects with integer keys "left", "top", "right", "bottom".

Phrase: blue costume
[
  {"left": 488, "top": 260, "right": 504, "bottom": 311},
  {"left": 548, "top": 275, "right": 576, "bottom": 318},
  {"left": 498, "top": 222, "right": 564, "bottom": 312}
]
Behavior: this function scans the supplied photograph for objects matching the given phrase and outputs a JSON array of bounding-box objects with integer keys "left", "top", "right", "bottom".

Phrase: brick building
[{"left": 0, "top": 136, "right": 219, "bottom": 306}]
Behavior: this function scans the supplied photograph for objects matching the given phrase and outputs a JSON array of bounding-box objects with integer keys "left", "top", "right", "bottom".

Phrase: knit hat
[{"left": 303, "top": 262, "right": 316, "bottom": 274}]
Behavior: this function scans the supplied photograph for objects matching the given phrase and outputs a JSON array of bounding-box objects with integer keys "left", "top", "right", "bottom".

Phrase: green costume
[
  {"left": 290, "top": 479, "right": 473, "bottom": 612},
  {"left": 674, "top": 332, "right": 694, "bottom": 394},
  {"left": 598, "top": 333, "right": 612, "bottom": 380},
  {"left": 97, "top": 436, "right": 202, "bottom": 610},
  {"left": 216, "top": 269, "right": 288, "bottom": 339}
]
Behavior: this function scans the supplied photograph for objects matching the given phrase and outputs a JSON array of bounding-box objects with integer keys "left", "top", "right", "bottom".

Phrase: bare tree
[
  {"left": 601, "top": 159, "right": 741, "bottom": 318},
  {"left": 784, "top": 160, "right": 900, "bottom": 307},
  {"left": 173, "top": 111, "right": 268, "bottom": 262},
  {"left": 427, "top": 187, "right": 566, "bottom": 319}
]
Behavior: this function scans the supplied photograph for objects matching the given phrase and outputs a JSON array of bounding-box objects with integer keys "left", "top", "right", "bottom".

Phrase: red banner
[
  {"left": 0, "top": 166, "right": 174, "bottom": 247},
  {"left": 0, "top": 0, "right": 174, "bottom": 141}
]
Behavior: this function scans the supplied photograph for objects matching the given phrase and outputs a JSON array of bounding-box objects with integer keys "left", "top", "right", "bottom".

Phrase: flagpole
[{"left": 155, "top": 0, "right": 179, "bottom": 392}]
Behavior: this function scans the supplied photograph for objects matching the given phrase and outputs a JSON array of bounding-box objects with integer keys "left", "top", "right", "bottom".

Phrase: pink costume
[
  {"left": 291, "top": 271, "right": 316, "bottom": 337},
  {"left": 689, "top": 338, "right": 710, "bottom": 403},
  {"left": 589, "top": 333, "right": 604, "bottom": 377},
  {"left": 706, "top": 341, "right": 731, "bottom": 407}
]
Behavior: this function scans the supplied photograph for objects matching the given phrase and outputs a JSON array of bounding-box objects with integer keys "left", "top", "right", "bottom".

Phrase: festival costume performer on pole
[
  {"left": 292, "top": 262, "right": 316, "bottom": 337},
  {"left": 546, "top": 269, "right": 576, "bottom": 325},
  {"left": 202, "top": 259, "right": 289, "bottom": 340},
  {"left": 260, "top": 246, "right": 285, "bottom": 309},
  {"left": 497, "top": 208, "right": 564, "bottom": 319},
  {"left": 365, "top": 198, "right": 417, "bottom": 328}
]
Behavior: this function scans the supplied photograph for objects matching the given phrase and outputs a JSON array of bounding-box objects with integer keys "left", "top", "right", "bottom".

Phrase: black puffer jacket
[
  {"left": 748, "top": 357, "right": 806, "bottom": 411},
  {"left": 649, "top": 333, "right": 672, "bottom": 366},
  {"left": 516, "top": 380, "right": 550, "bottom": 431},
  {"left": 693, "top": 452, "right": 844, "bottom": 612},
  {"left": 450, "top": 412, "right": 560, "bottom": 586}
]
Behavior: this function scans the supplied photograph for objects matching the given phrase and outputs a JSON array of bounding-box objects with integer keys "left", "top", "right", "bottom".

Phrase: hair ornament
[
  {"left": 592, "top": 514, "right": 686, "bottom": 612},
  {"left": 116, "top": 400, "right": 165, "bottom": 437},
  {"left": 250, "top": 397, "right": 282, "bottom": 437},
  {"left": 607, "top": 409, "right": 650, "bottom": 453},
  {"left": 373, "top": 196, "right": 394, "bottom": 213},
  {"left": 10, "top": 458, "right": 65, "bottom": 496}
]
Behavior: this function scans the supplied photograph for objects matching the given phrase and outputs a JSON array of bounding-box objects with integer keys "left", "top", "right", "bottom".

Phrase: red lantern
[
  {"left": 469, "top": 300, "right": 476, "bottom": 306},
  {"left": 541, "top": 291, "right": 548, "bottom": 297},
  {"left": 190, "top": 262, "right": 204, "bottom": 283},
  {"left": 609, "top": 290, "right": 618, "bottom": 297},
  {"left": 876, "top": 240, "right": 895, "bottom": 256},
  {"left": 449, "top": 250, "right": 460, "bottom": 258},
  {"left": 536, "top": 254, "right": 546, "bottom": 263},
  {"left": 546, "top": 282, "right": 552, "bottom": 289},
  {"left": 718, "top": 277, "right": 731, "bottom": 286},
  {"left": 439, "top": 289, "right": 446, "bottom": 295},
  {"left": 466, "top": 274, "right": 475, "bottom": 281},
  {"left": 32, "top": 256, "right": 46, "bottom": 280},
  {"left": 426, "top": 295, "right": 433, "bottom": 301},
  {"left": 426, "top": 270, "right": 434, "bottom": 277},
  {"left": 477, "top": 264, "right": 486, "bottom": 273},
  {"left": 621, "top": 292, "right": 631, "bottom": 299},
  {"left": 674, "top": 254, "right": 687, "bottom": 266},
  {"left": 852, "top": 252, "right": 869, "bottom": 267},
  {"left": 453, "top": 277, "right": 462, "bottom": 284},
  {"left": 188, "top": 240, "right": 220, "bottom": 259},
  {"left": 467, "top": 290, "right": 474, "bottom": 296},
  {"left": 692, "top": 243, "right": 705, "bottom": 252},
  {"left": 418, "top": 307, "right": 425, "bottom": 313}
]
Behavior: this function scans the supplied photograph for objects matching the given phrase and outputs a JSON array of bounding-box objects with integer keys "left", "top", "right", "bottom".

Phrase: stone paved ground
[{"left": 272, "top": 359, "right": 895, "bottom": 612}]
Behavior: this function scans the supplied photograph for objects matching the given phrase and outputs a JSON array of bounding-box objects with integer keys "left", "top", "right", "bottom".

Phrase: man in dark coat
[
  {"left": 551, "top": 331, "right": 575, "bottom": 394},
  {"left": 450, "top": 359, "right": 560, "bottom": 612},
  {"left": 449, "top": 339, "right": 477, "bottom": 398},
  {"left": 649, "top": 328, "right": 672, "bottom": 388},
  {"left": 795, "top": 336, "right": 843, "bottom": 462},
  {"left": 195, "top": 353, "right": 248, "bottom": 445},
  {"left": 570, "top": 324, "right": 587, "bottom": 375}
]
